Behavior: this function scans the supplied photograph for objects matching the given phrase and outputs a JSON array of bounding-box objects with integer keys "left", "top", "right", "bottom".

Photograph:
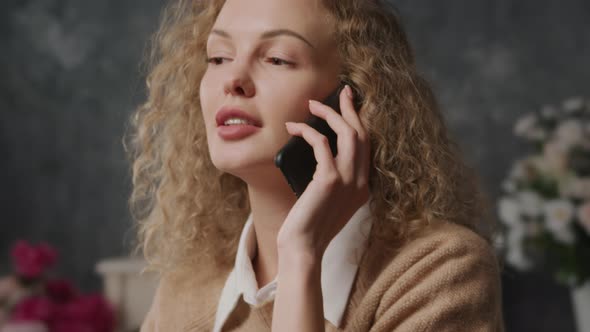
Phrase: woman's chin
[
  {"left": 213, "top": 158, "right": 286, "bottom": 185},
  {"left": 212, "top": 157, "right": 274, "bottom": 176}
]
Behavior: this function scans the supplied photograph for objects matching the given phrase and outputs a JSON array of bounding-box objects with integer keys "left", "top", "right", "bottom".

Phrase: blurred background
[{"left": 1, "top": 0, "right": 589, "bottom": 331}]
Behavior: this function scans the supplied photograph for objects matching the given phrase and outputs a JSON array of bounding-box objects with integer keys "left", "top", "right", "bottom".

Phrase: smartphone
[{"left": 274, "top": 83, "right": 363, "bottom": 198}]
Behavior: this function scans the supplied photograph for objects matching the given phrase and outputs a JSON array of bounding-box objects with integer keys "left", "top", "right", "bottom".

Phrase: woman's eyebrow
[{"left": 209, "top": 28, "right": 316, "bottom": 50}]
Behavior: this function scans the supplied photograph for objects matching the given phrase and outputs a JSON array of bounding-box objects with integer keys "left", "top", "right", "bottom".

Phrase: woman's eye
[
  {"left": 267, "top": 57, "right": 293, "bottom": 66},
  {"left": 206, "top": 57, "right": 226, "bottom": 65},
  {"left": 206, "top": 57, "right": 293, "bottom": 66}
]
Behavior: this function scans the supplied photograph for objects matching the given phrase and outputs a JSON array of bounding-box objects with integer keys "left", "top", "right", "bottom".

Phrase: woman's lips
[{"left": 217, "top": 124, "right": 261, "bottom": 140}]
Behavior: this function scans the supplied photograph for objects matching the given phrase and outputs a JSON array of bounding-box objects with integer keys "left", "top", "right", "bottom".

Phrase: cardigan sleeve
[{"left": 369, "top": 225, "right": 504, "bottom": 332}]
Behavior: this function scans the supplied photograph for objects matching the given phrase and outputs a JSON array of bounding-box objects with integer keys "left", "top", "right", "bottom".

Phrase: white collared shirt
[{"left": 213, "top": 199, "right": 373, "bottom": 332}]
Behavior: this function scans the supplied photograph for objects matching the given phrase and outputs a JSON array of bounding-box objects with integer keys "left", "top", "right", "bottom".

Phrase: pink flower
[
  {"left": 51, "top": 321, "right": 94, "bottom": 332},
  {"left": 44, "top": 279, "right": 78, "bottom": 304},
  {"left": 52, "top": 294, "right": 115, "bottom": 332},
  {"left": 9, "top": 296, "right": 55, "bottom": 322},
  {"left": 10, "top": 241, "right": 58, "bottom": 279}
]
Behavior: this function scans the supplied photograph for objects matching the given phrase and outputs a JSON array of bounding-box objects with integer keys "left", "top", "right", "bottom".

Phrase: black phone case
[{"left": 274, "top": 83, "right": 362, "bottom": 197}]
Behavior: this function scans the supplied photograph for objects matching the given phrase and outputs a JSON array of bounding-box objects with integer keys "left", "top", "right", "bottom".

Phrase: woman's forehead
[{"left": 212, "top": 0, "right": 334, "bottom": 48}]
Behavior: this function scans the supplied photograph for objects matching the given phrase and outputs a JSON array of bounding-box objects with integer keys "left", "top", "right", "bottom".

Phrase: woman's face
[{"left": 199, "top": 0, "right": 341, "bottom": 179}]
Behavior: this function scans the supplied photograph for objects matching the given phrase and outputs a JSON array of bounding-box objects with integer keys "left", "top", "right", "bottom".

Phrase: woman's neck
[{"left": 246, "top": 179, "right": 297, "bottom": 288}]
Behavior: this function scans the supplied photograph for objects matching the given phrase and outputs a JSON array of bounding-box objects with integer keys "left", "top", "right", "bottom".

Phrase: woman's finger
[
  {"left": 285, "top": 122, "right": 337, "bottom": 175},
  {"left": 308, "top": 99, "right": 358, "bottom": 174},
  {"left": 339, "top": 85, "right": 368, "bottom": 143},
  {"left": 339, "top": 85, "right": 372, "bottom": 182}
]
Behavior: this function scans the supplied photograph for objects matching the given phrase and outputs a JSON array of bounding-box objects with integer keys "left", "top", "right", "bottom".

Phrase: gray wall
[
  {"left": 1, "top": 0, "right": 588, "bottom": 331},
  {"left": 0, "top": 0, "right": 162, "bottom": 290}
]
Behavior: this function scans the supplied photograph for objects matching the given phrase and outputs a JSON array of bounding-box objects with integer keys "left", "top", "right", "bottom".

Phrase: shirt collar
[{"left": 213, "top": 198, "right": 373, "bottom": 331}]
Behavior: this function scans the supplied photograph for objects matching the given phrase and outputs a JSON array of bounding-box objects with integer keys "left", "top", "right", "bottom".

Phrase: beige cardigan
[{"left": 141, "top": 220, "right": 504, "bottom": 331}]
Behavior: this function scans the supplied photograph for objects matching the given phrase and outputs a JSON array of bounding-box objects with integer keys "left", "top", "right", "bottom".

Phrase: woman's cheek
[{"left": 199, "top": 81, "right": 215, "bottom": 127}]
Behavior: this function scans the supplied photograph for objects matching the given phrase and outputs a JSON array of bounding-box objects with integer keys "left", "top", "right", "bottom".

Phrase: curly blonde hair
[{"left": 126, "top": 0, "right": 497, "bottom": 273}]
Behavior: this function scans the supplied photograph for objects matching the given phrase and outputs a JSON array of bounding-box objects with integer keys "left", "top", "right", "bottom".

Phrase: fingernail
[
  {"left": 309, "top": 100, "right": 321, "bottom": 110},
  {"left": 345, "top": 85, "right": 353, "bottom": 98}
]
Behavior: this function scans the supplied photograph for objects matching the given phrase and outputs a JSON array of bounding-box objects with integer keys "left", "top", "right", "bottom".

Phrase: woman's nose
[
  {"left": 223, "top": 61, "right": 255, "bottom": 97},
  {"left": 224, "top": 77, "right": 255, "bottom": 97}
]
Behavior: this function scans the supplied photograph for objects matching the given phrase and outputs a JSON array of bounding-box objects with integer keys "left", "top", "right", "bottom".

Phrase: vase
[{"left": 572, "top": 281, "right": 590, "bottom": 332}]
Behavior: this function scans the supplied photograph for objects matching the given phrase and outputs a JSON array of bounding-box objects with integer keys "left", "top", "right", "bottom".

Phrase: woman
[{"left": 130, "top": 0, "right": 504, "bottom": 330}]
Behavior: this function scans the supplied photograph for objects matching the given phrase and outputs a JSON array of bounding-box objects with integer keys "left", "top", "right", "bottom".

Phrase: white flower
[
  {"left": 555, "top": 119, "right": 584, "bottom": 148},
  {"left": 562, "top": 97, "right": 585, "bottom": 113},
  {"left": 501, "top": 179, "right": 517, "bottom": 193},
  {"left": 576, "top": 201, "right": 590, "bottom": 235},
  {"left": 544, "top": 199, "right": 574, "bottom": 230},
  {"left": 508, "top": 159, "right": 528, "bottom": 180},
  {"left": 493, "top": 232, "right": 505, "bottom": 252},
  {"left": 503, "top": 224, "right": 534, "bottom": 271},
  {"left": 514, "top": 113, "right": 538, "bottom": 137},
  {"left": 557, "top": 171, "right": 578, "bottom": 197},
  {"left": 506, "top": 247, "right": 533, "bottom": 271},
  {"left": 506, "top": 223, "right": 526, "bottom": 245},
  {"left": 525, "top": 127, "right": 548, "bottom": 141},
  {"left": 543, "top": 139, "right": 569, "bottom": 175},
  {"left": 498, "top": 197, "right": 522, "bottom": 226},
  {"left": 506, "top": 244, "right": 534, "bottom": 271},
  {"left": 543, "top": 199, "right": 575, "bottom": 244},
  {"left": 540, "top": 105, "right": 558, "bottom": 120},
  {"left": 509, "top": 157, "right": 545, "bottom": 182},
  {"left": 560, "top": 176, "right": 590, "bottom": 200},
  {"left": 528, "top": 155, "right": 551, "bottom": 175},
  {"left": 517, "top": 190, "right": 544, "bottom": 218},
  {"left": 552, "top": 228, "right": 576, "bottom": 244}
]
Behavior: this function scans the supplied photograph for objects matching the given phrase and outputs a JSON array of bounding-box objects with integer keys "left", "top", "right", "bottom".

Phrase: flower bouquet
[
  {"left": 0, "top": 241, "right": 115, "bottom": 332},
  {"left": 497, "top": 96, "right": 590, "bottom": 330},
  {"left": 498, "top": 96, "right": 590, "bottom": 285}
]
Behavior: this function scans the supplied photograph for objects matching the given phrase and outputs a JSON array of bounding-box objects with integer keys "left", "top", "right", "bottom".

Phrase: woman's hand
[
  {"left": 277, "top": 84, "right": 371, "bottom": 261},
  {"left": 272, "top": 85, "right": 370, "bottom": 332}
]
